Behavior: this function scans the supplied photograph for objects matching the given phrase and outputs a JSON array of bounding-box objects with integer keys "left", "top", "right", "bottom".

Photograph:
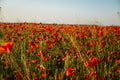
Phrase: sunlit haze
[{"left": 0, "top": 0, "right": 120, "bottom": 25}]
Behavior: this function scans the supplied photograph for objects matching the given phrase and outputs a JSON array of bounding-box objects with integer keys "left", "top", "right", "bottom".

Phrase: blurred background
[{"left": 0, "top": 0, "right": 120, "bottom": 25}]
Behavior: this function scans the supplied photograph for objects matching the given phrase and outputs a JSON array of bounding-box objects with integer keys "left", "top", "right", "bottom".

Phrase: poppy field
[{"left": 0, "top": 23, "right": 120, "bottom": 80}]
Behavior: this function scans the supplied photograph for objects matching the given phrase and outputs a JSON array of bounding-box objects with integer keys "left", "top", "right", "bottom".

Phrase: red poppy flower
[
  {"left": 117, "top": 68, "right": 120, "bottom": 73},
  {"left": 116, "top": 59, "right": 120, "bottom": 65},
  {"left": 84, "top": 61, "right": 91, "bottom": 67},
  {"left": 65, "top": 51, "right": 71, "bottom": 56},
  {"left": 41, "top": 73, "right": 47, "bottom": 78},
  {"left": 34, "top": 77, "right": 39, "bottom": 80},
  {"left": 31, "top": 59, "right": 38, "bottom": 63},
  {"left": 66, "top": 68, "right": 75, "bottom": 77},
  {"left": 107, "top": 57, "right": 111, "bottom": 62},
  {"left": 91, "top": 57, "right": 99, "bottom": 66},
  {"left": 87, "top": 50, "right": 92, "bottom": 54},
  {"left": 15, "top": 72, "right": 21, "bottom": 79},
  {"left": 3, "top": 61, "right": 9, "bottom": 65},
  {"left": 0, "top": 46, "right": 5, "bottom": 54},
  {"left": 84, "top": 74, "right": 91, "bottom": 80},
  {"left": 109, "top": 39, "right": 113, "bottom": 43},
  {"left": 0, "top": 42, "right": 13, "bottom": 54},
  {"left": 98, "top": 32, "right": 103, "bottom": 37}
]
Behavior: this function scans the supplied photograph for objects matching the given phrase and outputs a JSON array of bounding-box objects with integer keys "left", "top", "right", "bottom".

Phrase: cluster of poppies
[{"left": 0, "top": 23, "right": 120, "bottom": 80}]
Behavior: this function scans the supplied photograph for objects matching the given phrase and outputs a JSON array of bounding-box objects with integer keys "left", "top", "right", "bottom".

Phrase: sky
[{"left": 0, "top": 0, "right": 120, "bottom": 25}]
